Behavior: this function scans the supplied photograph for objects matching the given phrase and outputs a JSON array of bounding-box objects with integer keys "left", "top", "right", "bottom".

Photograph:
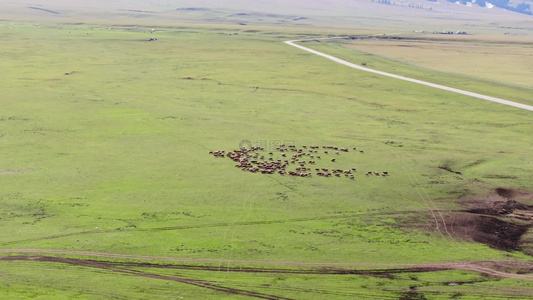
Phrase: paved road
[{"left": 285, "top": 38, "right": 533, "bottom": 112}]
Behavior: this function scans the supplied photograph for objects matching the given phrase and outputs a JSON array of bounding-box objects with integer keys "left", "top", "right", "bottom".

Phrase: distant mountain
[{"left": 439, "top": 0, "right": 532, "bottom": 15}]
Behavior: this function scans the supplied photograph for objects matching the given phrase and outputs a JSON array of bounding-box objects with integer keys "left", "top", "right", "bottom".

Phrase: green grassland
[
  {"left": 0, "top": 260, "right": 225, "bottom": 299},
  {"left": 1, "top": 22, "right": 532, "bottom": 298}
]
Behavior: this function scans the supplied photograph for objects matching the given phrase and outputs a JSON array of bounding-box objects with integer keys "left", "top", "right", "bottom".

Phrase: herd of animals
[{"left": 210, "top": 144, "right": 389, "bottom": 180}]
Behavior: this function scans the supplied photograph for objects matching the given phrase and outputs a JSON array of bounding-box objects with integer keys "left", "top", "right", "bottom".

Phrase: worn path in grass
[
  {"left": 284, "top": 38, "right": 533, "bottom": 112},
  {"left": 1, "top": 249, "right": 532, "bottom": 281}
]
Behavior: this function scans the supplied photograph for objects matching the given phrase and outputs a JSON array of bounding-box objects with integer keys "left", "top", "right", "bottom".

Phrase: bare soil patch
[
  {"left": 495, "top": 188, "right": 533, "bottom": 203},
  {"left": 450, "top": 212, "right": 529, "bottom": 251},
  {"left": 400, "top": 188, "right": 533, "bottom": 253},
  {"left": 451, "top": 188, "right": 533, "bottom": 253}
]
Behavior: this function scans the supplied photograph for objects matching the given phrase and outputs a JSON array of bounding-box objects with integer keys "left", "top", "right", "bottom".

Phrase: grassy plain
[
  {"left": 342, "top": 35, "right": 533, "bottom": 87},
  {"left": 0, "top": 20, "right": 532, "bottom": 299},
  {"left": 304, "top": 39, "right": 533, "bottom": 106}
]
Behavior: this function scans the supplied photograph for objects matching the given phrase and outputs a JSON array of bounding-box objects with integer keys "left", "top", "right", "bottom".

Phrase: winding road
[{"left": 284, "top": 38, "right": 533, "bottom": 112}]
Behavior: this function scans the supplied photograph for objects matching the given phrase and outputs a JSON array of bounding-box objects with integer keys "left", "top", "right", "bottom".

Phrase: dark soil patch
[
  {"left": 452, "top": 188, "right": 533, "bottom": 252},
  {"left": 401, "top": 188, "right": 533, "bottom": 253},
  {"left": 28, "top": 6, "right": 60, "bottom": 14},
  {"left": 399, "top": 291, "right": 428, "bottom": 300},
  {"left": 438, "top": 166, "right": 462, "bottom": 175},
  {"left": 465, "top": 199, "right": 529, "bottom": 216},
  {"left": 176, "top": 7, "right": 210, "bottom": 12},
  {"left": 495, "top": 188, "right": 533, "bottom": 202},
  {"left": 483, "top": 174, "right": 518, "bottom": 179},
  {"left": 466, "top": 215, "right": 527, "bottom": 251}
]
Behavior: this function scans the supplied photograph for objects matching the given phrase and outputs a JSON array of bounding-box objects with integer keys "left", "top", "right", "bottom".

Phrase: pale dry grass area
[
  {"left": 343, "top": 36, "right": 533, "bottom": 87},
  {"left": 4, "top": 0, "right": 533, "bottom": 34}
]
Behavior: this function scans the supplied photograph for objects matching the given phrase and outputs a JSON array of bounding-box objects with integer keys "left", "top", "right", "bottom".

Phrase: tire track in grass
[
  {"left": 218, "top": 182, "right": 268, "bottom": 273},
  {"left": 0, "top": 210, "right": 435, "bottom": 246},
  {"left": 1, "top": 254, "right": 532, "bottom": 281},
  {"left": 400, "top": 157, "right": 454, "bottom": 239},
  {"left": 0, "top": 255, "right": 293, "bottom": 300},
  {"left": 397, "top": 156, "right": 444, "bottom": 237}
]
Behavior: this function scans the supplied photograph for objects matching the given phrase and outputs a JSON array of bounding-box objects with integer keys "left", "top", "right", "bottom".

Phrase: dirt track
[
  {"left": 284, "top": 38, "right": 533, "bottom": 112},
  {"left": 1, "top": 249, "right": 532, "bottom": 281},
  {"left": 1, "top": 249, "right": 532, "bottom": 299},
  {"left": 0, "top": 254, "right": 293, "bottom": 300}
]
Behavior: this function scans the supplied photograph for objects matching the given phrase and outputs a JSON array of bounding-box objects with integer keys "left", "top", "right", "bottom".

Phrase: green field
[
  {"left": 302, "top": 39, "right": 533, "bottom": 107},
  {"left": 1, "top": 17, "right": 532, "bottom": 299}
]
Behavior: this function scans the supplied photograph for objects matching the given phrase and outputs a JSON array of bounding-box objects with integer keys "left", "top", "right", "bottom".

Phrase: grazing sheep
[{"left": 211, "top": 143, "right": 373, "bottom": 180}]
